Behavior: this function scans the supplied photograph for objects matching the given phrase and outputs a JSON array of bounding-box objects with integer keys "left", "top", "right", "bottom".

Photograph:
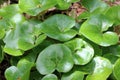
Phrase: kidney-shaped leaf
[
  {"left": 3, "top": 21, "right": 46, "bottom": 56},
  {"left": 5, "top": 59, "right": 34, "bottom": 80},
  {"left": 86, "top": 56, "right": 112, "bottom": 80},
  {"left": 36, "top": 44, "right": 74, "bottom": 75},
  {"left": 65, "top": 38, "right": 94, "bottom": 65},
  {"left": 80, "top": 14, "right": 119, "bottom": 46},
  {"left": 81, "top": 0, "right": 108, "bottom": 12},
  {"left": 42, "top": 74, "right": 58, "bottom": 80},
  {"left": 19, "top": 0, "right": 57, "bottom": 16},
  {"left": 38, "top": 14, "right": 77, "bottom": 41},
  {"left": 0, "top": 4, "right": 20, "bottom": 18},
  {"left": 61, "top": 71, "right": 84, "bottom": 80},
  {"left": 113, "top": 58, "right": 120, "bottom": 80},
  {"left": 105, "top": 6, "right": 120, "bottom": 25}
]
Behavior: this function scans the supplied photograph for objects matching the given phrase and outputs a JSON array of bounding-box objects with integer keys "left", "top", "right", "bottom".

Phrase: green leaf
[
  {"left": 3, "top": 21, "right": 46, "bottom": 56},
  {"left": 61, "top": 71, "right": 84, "bottom": 80},
  {"left": 86, "top": 56, "right": 112, "bottom": 80},
  {"left": 56, "top": 0, "right": 71, "bottom": 10},
  {"left": 36, "top": 44, "right": 74, "bottom": 75},
  {"left": 5, "top": 59, "right": 34, "bottom": 80},
  {"left": 19, "top": 0, "right": 57, "bottom": 16},
  {"left": 113, "top": 58, "right": 120, "bottom": 80},
  {"left": 0, "top": 29, "right": 5, "bottom": 39},
  {"left": 81, "top": 0, "right": 108, "bottom": 12},
  {"left": 38, "top": 14, "right": 76, "bottom": 41},
  {"left": 0, "top": 4, "right": 25, "bottom": 25},
  {"left": 80, "top": 14, "right": 119, "bottom": 46},
  {"left": 0, "top": 4, "right": 20, "bottom": 18},
  {"left": 65, "top": 38, "right": 94, "bottom": 65},
  {"left": 42, "top": 74, "right": 58, "bottom": 80},
  {"left": 0, "top": 46, "right": 4, "bottom": 63},
  {"left": 105, "top": 6, "right": 120, "bottom": 25}
]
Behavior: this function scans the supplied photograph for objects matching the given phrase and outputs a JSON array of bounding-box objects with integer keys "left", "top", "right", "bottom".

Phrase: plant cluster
[{"left": 0, "top": 0, "right": 120, "bottom": 80}]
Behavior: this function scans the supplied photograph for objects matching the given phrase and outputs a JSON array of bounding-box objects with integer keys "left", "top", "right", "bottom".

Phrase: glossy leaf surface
[
  {"left": 36, "top": 44, "right": 74, "bottom": 75},
  {"left": 38, "top": 14, "right": 76, "bottom": 41},
  {"left": 65, "top": 38, "right": 94, "bottom": 65},
  {"left": 5, "top": 59, "right": 34, "bottom": 80},
  {"left": 61, "top": 71, "right": 84, "bottom": 80},
  {"left": 81, "top": 0, "right": 108, "bottom": 12},
  {"left": 19, "top": 0, "right": 57, "bottom": 16},
  {"left": 3, "top": 21, "right": 46, "bottom": 56},
  {"left": 105, "top": 6, "right": 120, "bottom": 25},
  {"left": 42, "top": 74, "right": 58, "bottom": 80},
  {"left": 86, "top": 56, "right": 112, "bottom": 80},
  {"left": 80, "top": 14, "right": 119, "bottom": 46},
  {"left": 113, "top": 59, "right": 120, "bottom": 80}
]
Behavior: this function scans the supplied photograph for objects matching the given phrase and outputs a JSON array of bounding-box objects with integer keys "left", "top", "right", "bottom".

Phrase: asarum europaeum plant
[{"left": 0, "top": 0, "right": 120, "bottom": 80}]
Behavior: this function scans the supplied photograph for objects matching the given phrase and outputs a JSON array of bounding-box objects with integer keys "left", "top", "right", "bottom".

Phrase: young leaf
[
  {"left": 3, "top": 21, "right": 46, "bottom": 56},
  {"left": 19, "top": 0, "right": 57, "bottom": 16},
  {"left": 65, "top": 38, "right": 94, "bottom": 65},
  {"left": 105, "top": 6, "right": 120, "bottom": 25},
  {"left": 41, "top": 74, "right": 58, "bottom": 80},
  {"left": 0, "top": 4, "right": 21, "bottom": 18},
  {"left": 36, "top": 44, "right": 74, "bottom": 75},
  {"left": 5, "top": 59, "right": 34, "bottom": 80},
  {"left": 86, "top": 56, "right": 112, "bottom": 80},
  {"left": 81, "top": 0, "right": 108, "bottom": 12},
  {"left": 80, "top": 14, "right": 119, "bottom": 46},
  {"left": 38, "top": 14, "right": 77, "bottom": 41}
]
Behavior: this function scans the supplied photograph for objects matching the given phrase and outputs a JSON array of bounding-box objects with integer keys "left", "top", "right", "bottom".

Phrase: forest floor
[{"left": 0, "top": 0, "right": 120, "bottom": 80}]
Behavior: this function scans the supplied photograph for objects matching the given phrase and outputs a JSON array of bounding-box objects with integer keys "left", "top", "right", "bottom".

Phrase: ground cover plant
[{"left": 0, "top": 0, "right": 120, "bottom": 80}]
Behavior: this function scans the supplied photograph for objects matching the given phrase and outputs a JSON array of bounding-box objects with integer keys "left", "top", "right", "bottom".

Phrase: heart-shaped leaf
[
  {"left": 38, "top": 14, "right": 77, "bottom": 41},
  {"left": 3, "top": 21, "right": 46, "bottom": 56},
  {"left": 105, "top": 6, "right": 120, "bottom": 25},
  {"left": 56, "top": 0, "right": 80, "bottom": 10},
  {"left": 80, "top": 14, "right": 119, "bottom": 46},
  {"left": 0, "top": 4, "right": 20, "bottom": 18},
  {"left": 65, "top": 38, "right": 94, "bottom": 65},
  {"left": 61, "top": 71, "right": 84, "bottom": 80},
  {"left": 5, "top": 59, "right": 34, "bottom": 80},
  {"left": 86, "top": 56, "right": 112, "bottom": 80},
  {"left": 81, "top": 0, "right": 108, "bottom": 12},
  {"left": 19, "top": 0, "right": 57, "bottom": 16},
  {"left": 36, "top": 44, "right": 74, "bottom": 75},
  {"left": 42, "top": 74, "right": 58, "bottom": 80},
  {"left": 113, "top": 58, "right": 120, "bottom": 80}
]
